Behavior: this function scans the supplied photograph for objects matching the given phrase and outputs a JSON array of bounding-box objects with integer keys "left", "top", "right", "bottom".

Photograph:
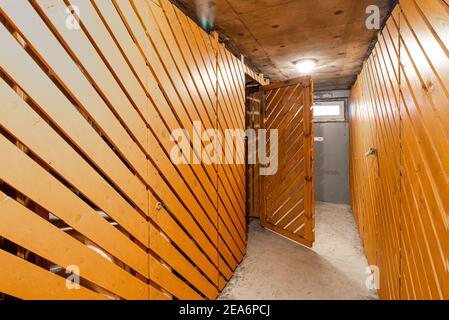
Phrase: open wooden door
[{"left": 260, "top": 77, "right": 315, "bottom": 247}]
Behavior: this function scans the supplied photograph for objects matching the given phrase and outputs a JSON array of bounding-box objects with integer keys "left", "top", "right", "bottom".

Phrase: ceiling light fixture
[{"left": 295, "top": 59, "right": 318, "bottom": 74}]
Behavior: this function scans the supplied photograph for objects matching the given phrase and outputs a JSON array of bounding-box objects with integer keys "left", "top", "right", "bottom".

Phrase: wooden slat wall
[
  {"left": 0, "top": 0, "right": 247, "bottom": 300},
  {"left": 216, "top": 44, "right": 247, "bottom": 289},
  {"left": 349, "top": 0, "right": 449, "bottom": 300}
]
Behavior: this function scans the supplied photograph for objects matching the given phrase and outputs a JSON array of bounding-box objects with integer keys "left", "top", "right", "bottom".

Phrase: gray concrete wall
[
  {"left": 314, "top": 120, "right": 350, "bottom": 205},
  {"left": 314, "top": 90, "right": 350, "bottom": 100}
]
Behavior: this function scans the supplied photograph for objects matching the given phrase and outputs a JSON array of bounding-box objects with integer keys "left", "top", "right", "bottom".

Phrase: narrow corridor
[
  {"left": 1, "top": 0, "right": 447, "bottom": 302},
  {"left": 219, "top": 202, "right": 378, "bottom": 300}
]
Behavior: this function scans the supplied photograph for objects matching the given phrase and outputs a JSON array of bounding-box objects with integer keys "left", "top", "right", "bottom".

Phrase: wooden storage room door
[{"left": 260, "top": 77, "right": 315, "bottom": 247}]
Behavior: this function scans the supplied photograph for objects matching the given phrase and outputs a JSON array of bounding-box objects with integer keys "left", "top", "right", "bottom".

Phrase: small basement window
[{"left": 313, "top": 100, "right": 346, "bottom": 122}]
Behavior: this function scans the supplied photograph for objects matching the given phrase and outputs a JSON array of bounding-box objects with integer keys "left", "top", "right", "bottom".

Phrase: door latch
[{"left": 365, "top": 148, "right": 378, "bottom": 157}]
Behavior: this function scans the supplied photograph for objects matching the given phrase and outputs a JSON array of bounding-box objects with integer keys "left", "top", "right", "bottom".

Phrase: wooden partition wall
[
  {"left": 216, "top": 44, "right": 247, "bottom": 290},
  {"left": 350, "top": 1, "right": 449, "bottom": 300},
  {"left": 0, "top": 0, "right": 252, "bottom": 300}
]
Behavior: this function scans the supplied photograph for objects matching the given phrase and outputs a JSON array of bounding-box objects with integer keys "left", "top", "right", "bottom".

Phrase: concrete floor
[{"left": 219, "top": 202, "right": 379, "bottom": 300}]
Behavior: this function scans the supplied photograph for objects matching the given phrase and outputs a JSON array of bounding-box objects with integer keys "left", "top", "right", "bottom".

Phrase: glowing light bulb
[{"left": 295, "top": 59, "right": 317, "bottom": 74}]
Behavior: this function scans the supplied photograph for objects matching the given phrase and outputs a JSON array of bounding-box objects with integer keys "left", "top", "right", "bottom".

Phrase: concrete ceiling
[{"left": 172, "top": 0, "right": 395, "bottom": 90}]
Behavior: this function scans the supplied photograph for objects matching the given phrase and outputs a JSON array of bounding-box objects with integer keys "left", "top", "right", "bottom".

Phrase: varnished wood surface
[
  {"left": 261, "top": 77, "right": 315, "bottom": 247},
  {"left": 0, "top": 0, "right": 250, "bottom": 300},
  {"left": 350, "top": 0, "right": 449, "bottom": 300}
]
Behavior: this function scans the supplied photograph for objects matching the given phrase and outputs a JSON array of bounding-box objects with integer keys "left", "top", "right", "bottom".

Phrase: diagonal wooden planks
[
  {"left": 261, "top": 77, "right": 315, "bottom": 247},
  {"left": 0, "top": 0, "right": 251, "bottom": 300}
]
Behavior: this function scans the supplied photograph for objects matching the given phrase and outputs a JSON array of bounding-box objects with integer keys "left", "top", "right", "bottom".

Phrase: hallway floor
[{"left": 219, "top": 202, "right": 379, "bottom": 300}]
